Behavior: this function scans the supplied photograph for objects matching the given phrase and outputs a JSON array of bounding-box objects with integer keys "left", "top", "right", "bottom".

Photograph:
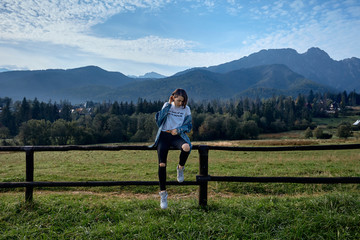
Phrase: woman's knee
[
  {"left": 159, "top": 163, "right": 166, "bottom": 167},
  {"left": 182, "top": 143, "right": 190, "bottom": 152}
]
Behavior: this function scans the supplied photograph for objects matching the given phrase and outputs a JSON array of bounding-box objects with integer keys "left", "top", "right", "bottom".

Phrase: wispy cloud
[
  {"left": 0, "top": 0, "right": 359, "bottom": 75},
  {"left": 244, "top": 0, "right": 360, "bottom": 60},
  {"left": 0, "top": 0, "right": 239, "bottom": 72},
  {"left": 226, "top": 0, "right": 243, "bottom": 16},
  {"left": 0, "top": 0, "right": 171, "bottom": 42},
  {"left": 0, "top": 0, "right": 243, "bottom": 73}
]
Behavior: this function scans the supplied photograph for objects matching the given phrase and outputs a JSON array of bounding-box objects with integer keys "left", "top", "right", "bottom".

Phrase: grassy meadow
[{"left": 1, "top": 138, "right": 360, "bottom": 239}]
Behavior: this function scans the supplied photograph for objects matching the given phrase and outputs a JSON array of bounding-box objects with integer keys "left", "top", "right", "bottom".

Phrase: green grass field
[
  {"left": 312, "top": 111, "right": 359, "bottom": 129},
  {"left": 1, "top": 139, "right": 360, "bottom": 239}
]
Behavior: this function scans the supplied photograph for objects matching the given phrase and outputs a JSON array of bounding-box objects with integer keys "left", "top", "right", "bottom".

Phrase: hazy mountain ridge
[
  {"left": 0, "top": 47, "right": 357, "bottom": 102},
  {"left": 100, "top": 64, "right": 331, "bottom": 102},
  {"left": 206, "top": 47, "right": 360, "bottom": 91},
  {"left": 0, "top": 66, "right": 133, "bottom": 101}
]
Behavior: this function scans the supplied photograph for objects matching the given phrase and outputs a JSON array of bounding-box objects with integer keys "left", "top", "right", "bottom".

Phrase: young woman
[{"left": 151, "top": 88, "right": 192, "bottom": 209}]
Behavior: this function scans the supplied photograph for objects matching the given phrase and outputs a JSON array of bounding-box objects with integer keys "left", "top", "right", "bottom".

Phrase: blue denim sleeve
[
  {"left": 155, "top": 102, "right": 171, "bottom": 127},
  {"left": 176, "top": 114, "right": 192, "bottom": 134}
]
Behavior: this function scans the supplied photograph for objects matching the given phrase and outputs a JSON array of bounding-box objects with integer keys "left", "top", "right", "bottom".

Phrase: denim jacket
[{"left": 149, "top": 102, "right": 192, "bottom": 150}]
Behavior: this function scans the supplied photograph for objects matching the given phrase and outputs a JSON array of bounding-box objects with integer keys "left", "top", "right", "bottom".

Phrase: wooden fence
[{"left": 1, "top": 144, "right": 360, "bottom": 207}]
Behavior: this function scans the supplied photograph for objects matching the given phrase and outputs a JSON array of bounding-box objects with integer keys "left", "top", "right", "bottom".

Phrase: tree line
[{"left": 0, "top": 90, "right": 359, "bottom": 145}]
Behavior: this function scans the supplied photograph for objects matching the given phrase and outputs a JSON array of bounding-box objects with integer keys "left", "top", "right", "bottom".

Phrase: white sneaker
[
  {"left": 177, "top": 166, "right": 185, "bottom": 183},
  {"left": 159, "top": 191, "right": 168, "bottom": 209}
]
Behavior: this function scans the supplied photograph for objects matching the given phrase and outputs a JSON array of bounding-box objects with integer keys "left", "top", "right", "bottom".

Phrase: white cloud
[
  {"left": 0, "top": 0, "right": 245, "bottom": 73},
  {"left": 1, "top": 0, "right": 240, "bottom": 71},
  {"left": 226, "top": 0, "right": 243, "bottom": 16},
  {"left": 242, "top": 0, "right": 360, "bottom": 60},
  {"left": 0, "top": 0, "right": 359, "bottom": 75},
  {"left": 203, "top": 0, "right": 215, "bottom": 8},
  {"left": 245, "top": 15, "right": 360, "bottom": 60},
  {"left": 0, "top": 1, "right": 197, "bottom": 67},
  {"left": 289, "top": 0, "right": 305, "bottom": 11},
  {"left": 0, "top": 0, "right": 170, "bottom": 40}
]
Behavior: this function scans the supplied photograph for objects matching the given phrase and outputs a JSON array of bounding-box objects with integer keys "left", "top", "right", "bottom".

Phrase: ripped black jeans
[{"left": 157, "top": 131, "right": 190, "bottom": 191}]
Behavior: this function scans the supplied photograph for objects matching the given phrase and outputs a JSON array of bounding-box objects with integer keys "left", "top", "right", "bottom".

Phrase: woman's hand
[
  {"left": 169, "top": 95, "right": 174, "bottom": 104},
  {"left": 170, "top": 129, "right": 177, "bottom": 135}
]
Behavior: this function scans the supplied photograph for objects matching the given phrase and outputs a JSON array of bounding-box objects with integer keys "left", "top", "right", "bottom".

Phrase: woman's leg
[
  {"left": 157, "top": 132, "right": 170, "bottom": 191},
  {"left": 179, "top": 143, "right": 190, "bottom": 167},
  {"left": 171, "top": 137, "right": 190, "bottom": 183},
  {"left": 172, "top": 136, "right": 190, "bottom": 167}
]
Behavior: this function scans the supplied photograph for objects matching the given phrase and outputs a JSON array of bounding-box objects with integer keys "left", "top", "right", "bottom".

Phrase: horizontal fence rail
[
  {"left": 206, "top": 144, "right": 360, "bottom": 151},
  {"left": 1, "top": 143, "right": 360, "bottom": 152},
  {"left": 197, "top": 176, "right": 360, "bottom": 184},
  {"left": 0, "top": 181, "right": 199, "bottom": 188},
  {"left": 1, "top": 144, "right": 360, "bottom": 207}
]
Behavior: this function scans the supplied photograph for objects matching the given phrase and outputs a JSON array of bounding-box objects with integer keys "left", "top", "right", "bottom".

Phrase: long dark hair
[{"left": 171, "top": 88, "right": 188, "bottom": 108}]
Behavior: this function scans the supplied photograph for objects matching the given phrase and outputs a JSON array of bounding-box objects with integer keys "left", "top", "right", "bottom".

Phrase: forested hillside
[{"left": 1, "top": 90, "right": 359, "bottom": 145}]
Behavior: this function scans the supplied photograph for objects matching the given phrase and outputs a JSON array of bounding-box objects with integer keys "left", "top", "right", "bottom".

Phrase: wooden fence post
[
  {"left": 198, "top": 145, "right": 209, "bottom": 207},
  {"left": 25, "top": 148, "right": 34, "bottom": 203}
]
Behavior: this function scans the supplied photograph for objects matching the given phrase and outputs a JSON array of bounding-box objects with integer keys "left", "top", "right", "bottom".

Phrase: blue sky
[{"left": 1, "top": 0, "right": 359, "bottom": 76}]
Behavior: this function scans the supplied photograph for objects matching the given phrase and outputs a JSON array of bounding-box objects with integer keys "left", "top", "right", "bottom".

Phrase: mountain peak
[
  {"left": 140, "top": 72, "right": 166, "bottom": 79},
  {"left": 69, "top": 65, "right": 106, "bottom": 72},
  {"left": 304, "top": 47, "right": 331, "bottom": 60},
  {"left": 128, "top": 72, "right": 166, "bottom": 79},
  {"left": 258, "top": 48, "right": 299, "bottom": 55}
]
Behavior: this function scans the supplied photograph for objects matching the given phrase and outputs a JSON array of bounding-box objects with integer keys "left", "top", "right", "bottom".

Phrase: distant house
[
  {"left": 326, "top": 102, "right": 341, "bottom": 114},
  {"left": 71, "top": 104, "right": 92, "bottom": 115},
  {"left": 353, "top": 120, "right": 360, "bottom": 126}
]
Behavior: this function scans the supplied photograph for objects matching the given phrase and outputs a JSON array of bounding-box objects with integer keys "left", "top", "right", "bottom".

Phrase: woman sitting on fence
[{"left": 151, "top": 88, "right": 192, "bottom": 209}]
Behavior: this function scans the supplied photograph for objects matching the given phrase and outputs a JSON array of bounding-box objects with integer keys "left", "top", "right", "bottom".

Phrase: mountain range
[
  {"left": 0, "top": 47, "right": 359, "bottom": 103},
  {"left": 208, "top": 47, "right": 360, "bottom": 92}
]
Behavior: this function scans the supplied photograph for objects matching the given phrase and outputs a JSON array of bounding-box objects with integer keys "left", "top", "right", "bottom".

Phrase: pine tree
[
  {"left": 19, "top": 97, "right": 31, "bottom": 123},
  {"left": 31, "top": 98, "right": 41, "bottom": 120},
  {"left": 0, "top": 101, "right": 16, "bottom": 135}
]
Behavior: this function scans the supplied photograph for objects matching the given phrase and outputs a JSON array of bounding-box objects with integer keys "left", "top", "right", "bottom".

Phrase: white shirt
[{"left": 161, "top": 102, "right": 191, "bottom": 131}]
